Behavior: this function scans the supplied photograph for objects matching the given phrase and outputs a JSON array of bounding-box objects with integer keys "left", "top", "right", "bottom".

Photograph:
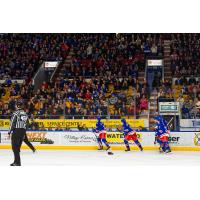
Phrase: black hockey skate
[
  {"left": 125, "top": 146, "right": 130, "bottom": 152},
  {"left": 159, "top": 147, "right": 163, "bottom": 153},
  {"left": 106, "top": 146, "right": 111, "bottom": 151},
  {"left": 165, "top": 149, "right": 172, "bottom": 154},
  {"left": 10, "top": 163, "right": 21, "bottom": 166},
  {"left": 107, "top": 147, "right": 114, "bottom": 155},
  {"left": 98, "top": 146, "right": 103, "bottom": 150}
]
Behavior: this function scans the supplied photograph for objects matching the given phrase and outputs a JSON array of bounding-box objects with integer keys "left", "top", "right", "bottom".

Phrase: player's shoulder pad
[{"left": 13, "top": 111, "right": 19, "bottom": 115}]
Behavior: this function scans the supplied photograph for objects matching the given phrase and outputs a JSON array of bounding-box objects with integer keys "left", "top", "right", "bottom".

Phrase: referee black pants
[{"left": 11, "top": 129, "right": 26, "bottom": 165}]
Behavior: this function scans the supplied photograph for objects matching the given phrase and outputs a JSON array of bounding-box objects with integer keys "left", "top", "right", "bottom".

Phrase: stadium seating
[
  {"left": 0, "top": 33, "right": 199, "bottom": 121},
  {"left": 0, "top": 34, "right": 157, "bottom": 119},
  {"left": 169, "top": 34, "right": 200, "bottom": 118}
]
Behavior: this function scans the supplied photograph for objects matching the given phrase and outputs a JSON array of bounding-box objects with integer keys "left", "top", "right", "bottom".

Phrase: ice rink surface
[{"left": 1, "top": 149, "right": 200, "bottom": 166}]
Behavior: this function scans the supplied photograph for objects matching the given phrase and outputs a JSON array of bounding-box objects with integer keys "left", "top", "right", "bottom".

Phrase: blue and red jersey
[
  {"left": 94, "top": 119, "right": 107, "bottom": 139},
  {"left": 95, "top": 121, "right": 106, "bottom": 132},
  {"left": 121, "top": 120, "right": 138, "bottom": 141},
  {"left": 121, "top": 120, "right": 136, "bottom": 135},
  {"left": 122, "top": 124, "right": 135, "bottom": 136},
  {"left": 154, "top": 116, "right": 170, "bottom": 142},
  {"left": 155, "top": 123, "right": 168, "bottom": 137}
]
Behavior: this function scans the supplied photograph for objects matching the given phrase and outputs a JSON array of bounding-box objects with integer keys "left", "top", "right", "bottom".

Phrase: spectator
[
  {"left": 0, "top": 33, "right": 166, "bottom": 120},
  {"left": 82, "top": 124, "right": 89, "bottom": 131},
  {"left": 140, "top": 95, "right": 148, "bottom": 110}
]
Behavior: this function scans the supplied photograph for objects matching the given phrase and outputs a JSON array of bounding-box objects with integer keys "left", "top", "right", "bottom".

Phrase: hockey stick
[
  {"left": 167, "top": 117, "right": 174, "bottom": 129},
  {"left": 116, "top": 127, "right": 123, "bottom": 133}
]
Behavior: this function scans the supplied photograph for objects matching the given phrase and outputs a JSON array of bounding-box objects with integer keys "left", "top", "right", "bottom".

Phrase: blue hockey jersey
[
  {"left": 155, "top": 123, "right": 168, "bottom": 137},
  {"left": 155, "top": 116, "right": 168, "bottom": 127},
  {"left": 95, "top": 121, "right": 106, "bottom": 132},
  {"left": 121, "top": 120, "right": 135, "bottom": 136}
]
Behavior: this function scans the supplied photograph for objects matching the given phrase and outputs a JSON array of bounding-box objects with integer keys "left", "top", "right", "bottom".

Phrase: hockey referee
[{"left": 8, "top": 100, "right": 29, "bottom": 166}]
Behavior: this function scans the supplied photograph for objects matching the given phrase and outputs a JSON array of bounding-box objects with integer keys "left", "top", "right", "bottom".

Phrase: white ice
[{"left": 1, "top": 149, "right": 200, "bottom": 166}]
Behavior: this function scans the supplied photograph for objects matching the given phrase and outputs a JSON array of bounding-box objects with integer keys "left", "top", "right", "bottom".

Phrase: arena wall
[{"left": 1, "top": 131, "right": 200, "bottom": 151}]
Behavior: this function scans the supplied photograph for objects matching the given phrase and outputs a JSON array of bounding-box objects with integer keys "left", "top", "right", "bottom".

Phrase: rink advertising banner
[
  {"left": 61, "top": 132, "right": 143, "bottom": 146},
  {"left": 0, "top": 131, "right": 10, "bottom": 144},
  {"left": 0, "top": 119, "right": 10, "bottom": 129},
  {"left": 1, "top": 131, "right": 200, "bottom": 149},
  {"left": 0, "top": 130, "right": 97, "bottom": 146},
  {"left": 180, "top": 119, "right": 200, "bottom": 131},
  {"left": 34, "top": 119, "right": 145, "bottom": 129},
  {"left": 61, "top": 132, "right": 152, "bottom": 146},
  {"left": 0, "top": 119, "right": 144, "bottom": 129},
  {"left": 106, "top": 132, "right": 142, "bottom": 145},
  {"left": 61, "top": 132, "right": 97, "bottom": 146},
  {"left": 26, "top": 131, "right": 61, "bottom": 144},
  {"left": 193, "top": 133, "right": 200, "bottom": 146},
  {"left": 180, "top": 119, "right": 200, "bottom": 128},
  {"left": 0, "top": 131, "right": 60, "bottom": 145}
]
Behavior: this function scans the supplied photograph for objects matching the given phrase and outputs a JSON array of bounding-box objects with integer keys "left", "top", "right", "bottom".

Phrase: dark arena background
[{"left": 0, "top": 33, "right": 200, "bottom": 165}]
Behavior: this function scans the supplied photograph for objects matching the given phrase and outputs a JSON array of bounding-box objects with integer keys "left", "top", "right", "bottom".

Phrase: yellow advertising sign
[
  {"left": 27, "top": 132, "right": 47, "bottom": 142},
  {"left": 0, "top": 119, "right": 144, "bottom": 129},
  {"left": 34, "top": 119, "right": 144, "bottom": 128},
  {"left": 0, "top": 119, "right": 10, "bottom": 129},
  {"left": 106, "top": 132, "right": 142, "bottom": 144}
]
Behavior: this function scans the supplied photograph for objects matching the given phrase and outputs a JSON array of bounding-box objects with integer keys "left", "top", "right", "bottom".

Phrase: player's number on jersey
[{"left": 20, "top": 115, "right": 28, "bottom": 122}]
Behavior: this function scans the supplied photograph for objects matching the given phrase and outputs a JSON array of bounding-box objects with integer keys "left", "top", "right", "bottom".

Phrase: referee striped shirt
[{"left": 9, "top": 110, "right": 29, "bottom": 132}]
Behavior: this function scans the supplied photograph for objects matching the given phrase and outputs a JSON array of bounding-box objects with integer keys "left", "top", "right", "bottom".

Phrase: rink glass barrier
[
  {"left": 1, "top": 130, "right": 200, "bottom": 151},
  {"left": 0, "top": 117, "right": 149, "bottom": 130},
  {"left": 1, "top": 115, "right": 200, "bottom": 131}
]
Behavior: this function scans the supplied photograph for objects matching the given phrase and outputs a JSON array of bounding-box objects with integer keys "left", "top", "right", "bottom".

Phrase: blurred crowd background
[{"left": 0, "top": 33, "right": 200, "bottom": 130}]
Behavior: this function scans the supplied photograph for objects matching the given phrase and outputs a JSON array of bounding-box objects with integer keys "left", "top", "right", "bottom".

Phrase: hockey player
[
  {"left": 153, "top": 116, "right": 171, "bottom": 153},
  {"left": 121, "top": 119, "right": 143, "bottom": 151},
  {"left": 93, "top": 117, "right": 111, "bottom": 151},
  {"left": 154, "top": 117, "right": 164, "bottom": 152}
]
